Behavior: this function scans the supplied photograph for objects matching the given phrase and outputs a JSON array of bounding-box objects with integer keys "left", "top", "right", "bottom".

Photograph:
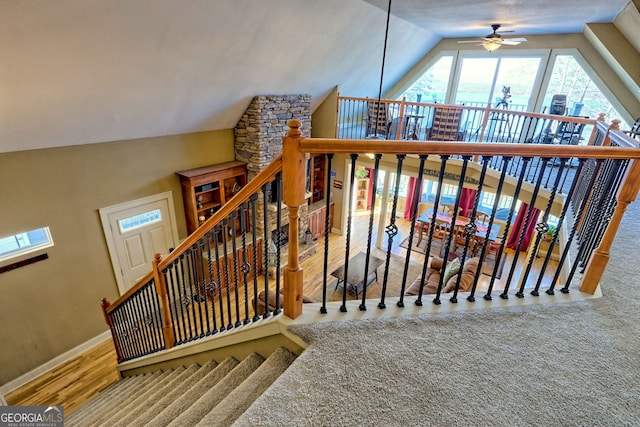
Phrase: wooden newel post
[
  {"left": 282, "top": 119, "right": 306, "bottom": 319},
  {"left": 101, "top": 298, "right": 123, "bottom": 363},
  {"left": 580, "top": 158, "right": 640, "bottom": 293},
  {"left": 152, "top": 253, "right": 175, "bottom": 349}
]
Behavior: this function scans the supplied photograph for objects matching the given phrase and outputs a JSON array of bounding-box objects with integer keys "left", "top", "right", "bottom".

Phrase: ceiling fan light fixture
[{"left": 482, "top": 39, "right": 501, "bottom": 52}]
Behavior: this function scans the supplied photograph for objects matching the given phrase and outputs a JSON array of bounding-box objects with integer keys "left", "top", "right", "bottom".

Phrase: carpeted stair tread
[
  {"left": 68, "top": 370, "right": 166, "bottom": 427},
  {"left": 166, "top": 353, "right": 265, "bottom": 427},
  {"left": 128, "top": 360, "right": 218, "bottom": 427},
  {"left": 65, "top": 373, "right": 144, "bottom": 424},
  {"left": 111, "top": 364, "right": 202, "bottom": 427},
  {"left": 197, "top": 347, "right": 297, "bottom": 427},
  {"left": 92, "top": 367, "right": 185, "bottom": 426},
  {"left": 148, "top": 357, "right": 240, "bottom": 427},
  {"left": 106, "top": 365, "right": 196, "bottom": 427}
]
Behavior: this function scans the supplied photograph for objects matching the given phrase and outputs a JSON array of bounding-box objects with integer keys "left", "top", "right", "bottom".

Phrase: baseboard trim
[{"left": 0, "top": 330, "right": 111, "bottom": 405}]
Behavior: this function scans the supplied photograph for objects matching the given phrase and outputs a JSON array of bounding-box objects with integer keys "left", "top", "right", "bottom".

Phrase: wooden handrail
[{"left": 298, "top": 138, "right": 640, "bottom": 159}]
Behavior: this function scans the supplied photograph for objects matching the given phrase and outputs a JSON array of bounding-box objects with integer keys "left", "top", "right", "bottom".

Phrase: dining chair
[
  {"left": 440, "top": 203, "right": 462, "bottom": 217},
  {"left": 366, "top": 101, "right": 391, "bottom": 138}
]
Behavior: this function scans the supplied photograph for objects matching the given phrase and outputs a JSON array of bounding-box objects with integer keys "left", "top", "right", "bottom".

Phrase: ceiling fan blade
[
  {"left": 457, "top": 40, "right": 482, "bottom": 43},
  {"left": 500, "top": 37, "right": 527, "bottom": 45}
]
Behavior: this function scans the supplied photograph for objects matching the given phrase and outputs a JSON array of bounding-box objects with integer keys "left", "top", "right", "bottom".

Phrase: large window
[
  {"left": 454, "top": 55, "right": 542, "bottom": 111},
  {"left": 396, "top": 49, "right": 629, "bottom": 126},
  {"left": 542, "top": 54, "right": 629, "bottom": 126},
  {"left": 398, "top": 55, "right": 453, "bottom": 104}
]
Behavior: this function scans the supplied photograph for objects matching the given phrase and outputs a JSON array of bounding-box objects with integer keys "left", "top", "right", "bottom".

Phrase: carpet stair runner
[{"left": 64, "top": 347, "right": 297, "bottom": 427}]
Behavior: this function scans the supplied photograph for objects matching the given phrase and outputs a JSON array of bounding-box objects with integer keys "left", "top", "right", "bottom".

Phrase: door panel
[{"left": 100, "top": 192, "right": 180, "bottom": 295}]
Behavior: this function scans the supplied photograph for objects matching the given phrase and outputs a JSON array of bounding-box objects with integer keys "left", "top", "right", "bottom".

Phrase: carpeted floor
[{"left": 235, "top": 201, "right": 640, "bottom": 426}]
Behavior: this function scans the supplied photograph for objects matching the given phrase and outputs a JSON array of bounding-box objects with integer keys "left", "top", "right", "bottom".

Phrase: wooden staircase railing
[{"left": 102, "top": 111, "right": 640, "bottom": 363}]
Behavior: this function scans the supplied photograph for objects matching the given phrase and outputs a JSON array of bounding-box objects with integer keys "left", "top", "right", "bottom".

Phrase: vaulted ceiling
[{"left": 0, "top": 0, "right": 637, "bottom": 154}]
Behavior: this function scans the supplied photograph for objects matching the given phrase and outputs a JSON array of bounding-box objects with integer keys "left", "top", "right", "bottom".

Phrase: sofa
[{"left": 405, "top": 256, "right": 481, "bottom": 295}]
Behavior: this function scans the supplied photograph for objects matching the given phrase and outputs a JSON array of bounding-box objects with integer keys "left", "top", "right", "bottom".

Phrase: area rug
[{"left": 398, "top": 235, "right": 442, "bottom": 257}]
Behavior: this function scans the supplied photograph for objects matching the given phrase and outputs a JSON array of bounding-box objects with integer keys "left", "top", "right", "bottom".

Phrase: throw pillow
[{"left": 442, "top": 257, "right": 461, "bottom": 286}]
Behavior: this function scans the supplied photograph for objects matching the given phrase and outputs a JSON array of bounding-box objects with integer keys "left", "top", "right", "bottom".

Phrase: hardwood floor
[
  {"left": 5, "top": 339, "right": 119, "bottom": 415},
  {"left": 3, "top": 212, "right": 558, "bottom": 413}
]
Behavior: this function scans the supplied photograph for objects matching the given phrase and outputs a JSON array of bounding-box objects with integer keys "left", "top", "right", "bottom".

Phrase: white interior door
[{"left": 100, "top": 192, "right": 180, "bottom": 295}]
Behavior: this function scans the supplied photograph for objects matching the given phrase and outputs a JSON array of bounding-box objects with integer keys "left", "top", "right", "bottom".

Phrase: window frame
[{"left": 0, "top": 226, "right": 54, "bottom": 264}]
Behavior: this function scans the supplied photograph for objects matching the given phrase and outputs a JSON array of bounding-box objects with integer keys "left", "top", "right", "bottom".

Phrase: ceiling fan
[{"left": 458, "top": 24, "right": 527, "bottom": 52}]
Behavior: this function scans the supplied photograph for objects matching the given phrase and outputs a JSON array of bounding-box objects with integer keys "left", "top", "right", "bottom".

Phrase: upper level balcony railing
[
  {"left": 337, "top": 96, "right": 595, "bottom": 146},
  {"left": 101, "top": 112, "right": 640, "bottom": 363}
]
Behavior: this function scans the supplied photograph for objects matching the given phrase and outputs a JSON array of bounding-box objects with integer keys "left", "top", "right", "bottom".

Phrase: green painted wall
[{"left": 0, "top": 129, "right": 235, "bottom": 384}]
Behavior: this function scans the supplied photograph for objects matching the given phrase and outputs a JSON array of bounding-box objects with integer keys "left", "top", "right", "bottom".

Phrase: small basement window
[{"left": 0, "top": 227, "right": 54, "bottom": 262}]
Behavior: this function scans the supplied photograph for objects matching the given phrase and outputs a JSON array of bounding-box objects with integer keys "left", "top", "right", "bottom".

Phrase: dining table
[{"left": 416, "top": 209, "right": 498, "bottom": 256}]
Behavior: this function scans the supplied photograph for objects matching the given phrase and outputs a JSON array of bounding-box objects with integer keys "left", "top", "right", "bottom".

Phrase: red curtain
[
  {"left": 506, "top": 203, "right": 541, "bottom": 251},
  {"left": 403, "top": 177, "right": 422, "bottom": 220},
  {"left": 459, "top": 188, "right": 477, "bottom": 217}
]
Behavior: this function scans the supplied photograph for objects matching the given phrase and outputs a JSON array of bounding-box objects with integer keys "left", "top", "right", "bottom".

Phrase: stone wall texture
[{"left": 234, "top": 95, "right": 312, "bottom": 243}]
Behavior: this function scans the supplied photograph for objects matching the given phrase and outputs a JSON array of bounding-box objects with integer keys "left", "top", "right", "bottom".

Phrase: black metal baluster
[
  {"left": 451, "top": 157, "right": 487, "bottom": 303},
  {"left": 321, "top": 154, "right": 333, "bottom": 314},
  {"left": 239, "top": 203, "right": 252, "bottom": 325},
  {"left": 131, "top": 291, "right": 149, "bottom": 355},
  {"left": 485, "top": 157, "right": 530, "bottom": 300},
  {"left": 577, "top": 159, "right": 611, "bottom": 244},
  {"left": 261, "top": 183, "right": 271, "bottom": 319},
  {"left": 500, "top": 157, "right": 540, "bottom": 299},
  {"left": 141, "top": 284, "right": 160, "bottom": 351},
  {"left": 340, "top": 154, "right": 358, "bottom": 312},
  {"left": 229, "top": 211, "right": 242, "bottom": 328},
  {"left": 111, "top": 307, "right": 128, "bottom": 360},
  {"left": 360, "top": 154, "right": 381, "bottom": 311},
  {"left": 179, "top": 252, "right": 194, "bottom": 340},
  {"left": 150, "top": 279, "right": 165, "bottom": 349},
  {"left": 141, "top": 287, "right": 157, "bottom": 353},
  {"left": 516, "top": 158, "right": 565, "bottom": 297},
  {"left": 274, "top": 172, "right": 283, "bottom": 315},
  {"left": 531, "top": 159, "right": 586, "bottom": 295},
  {"left": 112, "top": 308, "right": 131, "bottom": 360},
  {"left": 221, "top": 219, "right": 233, "bottom": 329},
  {"left": 187, "top": 244, "right": 203, "bottom": 338},
  {"left": 574, "top": 158, "right": 615, "bottom": 264},
  {"left": 227, "top": 211, "right": 242, "bottom": 328},
  {"left": 129, "top": 294, "right": 146, "bottom": 355},
  {"left": 123, "top": 299, "right": 142, "bottom": 358},
  {"left": 193, "top": 239, "right": 209, "bottom": 336},
  {"left": 434, "top": 156, "right": 471, "bottom": 303},
  {"left": 470, "top": 156, "right": 510, "bottom": 301},
  {"left": 415, "top": 155, "right": 448, "bottom": 305},
  {"left": 249, "top": 193, "right": 260, "bottom": 322},
  {"left": 379, "top": 154, "right": 405, "bottom": 310},
  {"left": 204, "top": 232, "right": 217, "bottom": 334},
  {"left": 549, "top": 159, "right": 604, "bottom": 294},
  {"left": 398, "top": 155, "right": 427, "bottom": 307},
  {"left": 578, "top": 159, "right": 628, "bottom": 270},
  {"left": 167, "top": 264, "right": 186, "bottom": 344},
  {"left": 213, "top": 225, "right": 226, "bottom": 331}
]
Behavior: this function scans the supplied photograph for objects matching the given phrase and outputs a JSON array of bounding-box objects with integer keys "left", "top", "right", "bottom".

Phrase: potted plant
[
  {"left": 543, "top": 225, "right": 557, "bottom": 241},
  {"left": 355, "top": 168, "right": 369, "bottom": 179}
]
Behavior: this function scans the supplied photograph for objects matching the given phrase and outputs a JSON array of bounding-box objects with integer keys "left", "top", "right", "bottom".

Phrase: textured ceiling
[
  {"left": 363, "top": 0, "right": 630, "bottom": 37},
  {"left": 0, "top": 0, "right": 633, "bottom": 153}
]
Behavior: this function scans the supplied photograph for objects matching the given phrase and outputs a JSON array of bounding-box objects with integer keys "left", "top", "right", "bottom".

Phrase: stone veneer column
[{"left": 234, "top": 95, "right": 312, "bottom": 242}]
